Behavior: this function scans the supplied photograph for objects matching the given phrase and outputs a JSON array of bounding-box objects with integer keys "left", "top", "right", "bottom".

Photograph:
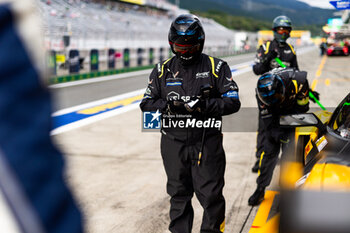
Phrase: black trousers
[
  {"left": 256, "top": 128, "right": 295, "bottom": 188},
  {"left": 255, "top": 115, "right": 265, "bottom": 160},
  {"left": 160, "top": 133, "right": 226, "bottom": 233}
]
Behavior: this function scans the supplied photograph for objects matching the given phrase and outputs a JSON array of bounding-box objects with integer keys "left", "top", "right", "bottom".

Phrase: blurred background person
[
  {"left": 0, "top": 0, "right": 84, "bottom": 232},
  {"left": 319, "top": 38, "right": 327, "bottom": 56}
]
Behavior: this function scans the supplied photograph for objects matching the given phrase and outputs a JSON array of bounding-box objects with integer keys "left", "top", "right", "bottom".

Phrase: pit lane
[{"left": 52, "top": 47, "right": 350, "bottom": 233}]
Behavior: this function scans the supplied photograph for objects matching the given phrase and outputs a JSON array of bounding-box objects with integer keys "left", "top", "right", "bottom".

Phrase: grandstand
[
  {"left": 38, "top": 0, "right": 252, "bottom": 51},
  {"left": 39, "top": 0, "right": 257, "bottom": 76}
]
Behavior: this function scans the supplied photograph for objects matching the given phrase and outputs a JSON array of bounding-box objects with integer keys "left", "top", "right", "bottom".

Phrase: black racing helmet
[
  {"left": 256, "top": 73, "right": 286, "bottom": 106},
  {"left": 168, "top": 14, "right": 205, "bottom": 65},
  {"left": 337, "top": 104, "right": 350, "bottom": 139},
  {"left": 272, "top": 15, "right": 292, "bottom": 43}
]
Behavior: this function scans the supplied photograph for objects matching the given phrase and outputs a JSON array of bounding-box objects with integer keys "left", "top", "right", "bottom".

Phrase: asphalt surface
[{"left": 53, "top": 47, "right": 350, "bottom": 233}]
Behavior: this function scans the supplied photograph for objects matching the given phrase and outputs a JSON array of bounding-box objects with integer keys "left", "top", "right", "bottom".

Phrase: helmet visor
[
  {"left": 257, "top": 91, "right": 285, "bottom": 106},
  {"left": 275, "top": 27, "right": 291, "bottom": 35},
  {"left": 172, "top": 42, "right": 201, "bottom": 55},
  {"left": 256, "top": 74, "right": 286, "bottom": 106}
]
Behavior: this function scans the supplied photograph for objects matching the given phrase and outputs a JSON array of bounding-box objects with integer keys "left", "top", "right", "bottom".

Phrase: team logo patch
[
  {"left": 225, "top": 76, "right": 233, "bottom": 82},
  {"left": 196, "top": 71, "right": 210, "bottom": 79},
  {"left": 145, "top": 87, "right": 151, "bottom": 95},
  {"left": 166, "top": 82, "right": 182, "bottom": 86},
  {"left": 222, "top": 90, "right": 239, "bottom": 99},
  {"left": 167, "top": 91, "right": 180, "bottom": 101},
  {"left": 216, "top": 61, "right": 223, "bottom": 73}
]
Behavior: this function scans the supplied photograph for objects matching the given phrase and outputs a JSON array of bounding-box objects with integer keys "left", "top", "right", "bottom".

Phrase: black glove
[
  {"left": 309, "top": 89, "right": 320, "bottom": 103},
  {"left": 167, "top": 100, "right": 187, "bottom": 114},
  {"left": 263, "top": 49, "right": 278, "bottom": 65},
  {"left": 182, "top": 84, "right": 212, "bottom": 113},
  {"left": 184, "top": 97, "right": 205, "bottom": 113}
]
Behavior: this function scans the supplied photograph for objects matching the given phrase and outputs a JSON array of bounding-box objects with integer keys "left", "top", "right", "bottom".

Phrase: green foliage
[
  {"left": 294, "top": 24, "right": 325, "bottom": 37},
  {"left": 193, "top": 10, "right": 323, "bottom": 36},
  {"left": 169, "top": 0, "right": 334, "bottom": 26},
  {"left": 168, "top": 0, "right": 333, "bottom": 36},
  {"left": 193, "top": 10, "right": 271, "bottom": 32}
]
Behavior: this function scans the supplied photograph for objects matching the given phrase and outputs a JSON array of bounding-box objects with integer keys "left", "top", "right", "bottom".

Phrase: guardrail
[{"left": 50, "top": 65, "right": 154, "bottom": 84}]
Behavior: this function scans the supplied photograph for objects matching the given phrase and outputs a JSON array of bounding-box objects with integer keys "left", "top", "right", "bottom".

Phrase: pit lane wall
[{"left": 48, "top": 45, "right": 257, "bottom": 84}]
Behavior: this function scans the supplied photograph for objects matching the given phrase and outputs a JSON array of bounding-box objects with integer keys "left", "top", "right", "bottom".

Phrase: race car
[
  {"left": 252, "top": 92, "right": 350, "bottom": 233},
  {"left": 327, "top": 42, "right": 349, "bottom": 56}
]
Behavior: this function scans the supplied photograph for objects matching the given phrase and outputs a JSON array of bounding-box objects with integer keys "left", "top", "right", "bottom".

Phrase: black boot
[
  {"left": 251, "top": 159, "right": 260, "bottom": 173},
  {"left": 248, "top": 186, "right": 265, "bottom": 206}
]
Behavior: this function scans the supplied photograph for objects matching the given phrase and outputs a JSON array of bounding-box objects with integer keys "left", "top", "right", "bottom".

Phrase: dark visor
[
  {"left": 276, "top": 27, "right": 291, "bottom": 35},
  {"left": 172, "top": 42, "right": 200, "bottom": 54}
]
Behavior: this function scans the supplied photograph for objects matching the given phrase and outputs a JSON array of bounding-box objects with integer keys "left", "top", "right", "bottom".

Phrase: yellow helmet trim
[{"left": 297, "top": 97, "right": 309, "bottom": 106}]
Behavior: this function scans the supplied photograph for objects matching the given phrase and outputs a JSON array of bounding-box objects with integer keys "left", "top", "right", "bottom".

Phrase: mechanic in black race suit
[
  {"left": 140, "top": 14, "right": 240, "bottom": 233},
  {"left": 251, "top": 15, "right": 299, "bottom": 173},
  {"left": 248, "top": 67, "right": 310, "bottom": 206}
]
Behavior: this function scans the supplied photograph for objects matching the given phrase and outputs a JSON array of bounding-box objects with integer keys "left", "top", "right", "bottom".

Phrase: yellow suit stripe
[
  {"left": 287, "top": 43, "right": 296, "bottom": 55},
  {"left": 158, "top": 58, "right": 172, "bottom": 78},
  {"left": 264, "top": 41, "right": 271, "bottom": 55},
  {"left": 209, "top": 56, "right": 219, "bottom": 78}
]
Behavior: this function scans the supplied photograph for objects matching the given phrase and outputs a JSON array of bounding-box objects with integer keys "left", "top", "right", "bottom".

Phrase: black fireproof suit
[
  {"left": 253, "top": 39, "right": 299, "bottom": 165},
  {"left": 256, "top": 68, "right": 309, "bottom": 188},
  {"left": 140, "top": 53, "right": 240, "bottom": 233}
]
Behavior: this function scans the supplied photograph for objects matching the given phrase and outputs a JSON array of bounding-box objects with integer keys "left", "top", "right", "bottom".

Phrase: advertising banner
[
  {"left": 108, "top": 49, "right": 115, "bottom": 69},
  {"left": 69, "top": 50, "right": 80, "bottom": 74},
  {"left": 123, "top": 48, "right": 130, "bottom": 68},
  {"left": 137, "top": 48, "right": 143, "bottom": 66},
  {"left": 159, "top": 47, "right": 164, "bottom": 62},
  {"left": 48, "top": 50, "right": 56, "bottom": 76},
  {"left": 149, "top": 48, "right": 154, "bottom": 65},
  {"left": 90, "top": 49, "right": 99, "bottom": 71},
  {"left": 330, "top": 1, "right": 350, "bottom": 10},
  {"left": 56, "top": 54, "right": 65, "bottom": 63}
]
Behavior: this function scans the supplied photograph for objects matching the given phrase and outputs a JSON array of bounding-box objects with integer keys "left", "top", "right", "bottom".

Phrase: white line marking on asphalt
[
  {"left": 52, "top": 89, "right": 145, "bottom": 116},
  {"left": 231, "top": 61, "right": 253, "bottom": 69},
  {"left": 51, "top": 102, "right": 140, "bottom": 135},
  {"left": 232, "top": 66, "right": 253, "bottom": 77}
]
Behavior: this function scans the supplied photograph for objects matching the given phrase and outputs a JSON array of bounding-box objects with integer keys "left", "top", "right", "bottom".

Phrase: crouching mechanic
[
  {"left": 248, "top": 68, "right": 310, "bottom": 206},
  {"left": 140, "top": 14, "right": 240, "bottom": 233},
  {"left": 251, "top": 15, "right": 298, "bottom": 173}
]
